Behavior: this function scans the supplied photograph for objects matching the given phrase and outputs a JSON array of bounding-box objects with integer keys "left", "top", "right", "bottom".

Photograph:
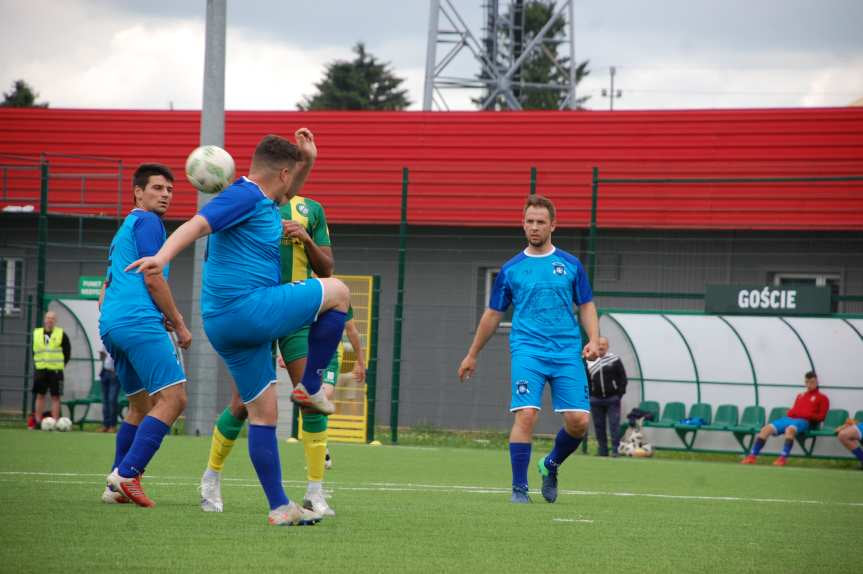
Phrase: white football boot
[
  {"left": 267, "top": 501, "right": 322, "bottom": 526},
  {"left": 303, "top": 490, "right": 335, "bottom": 517},
  {"left": 199, "top": 470, "right": 224, "bottom": 513},
  {"left": 291, "top": 383, "right": 335, "bottom": 415},
  {"left": 101, "top": 485, "right": 129, "bottom": 504}
]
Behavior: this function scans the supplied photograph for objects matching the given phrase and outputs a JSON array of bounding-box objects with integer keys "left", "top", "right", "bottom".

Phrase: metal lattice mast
[{"left": 423, "top": 0, "right": 577, "bottom": 111}]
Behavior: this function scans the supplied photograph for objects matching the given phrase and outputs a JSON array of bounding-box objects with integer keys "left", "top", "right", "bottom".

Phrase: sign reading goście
[{"left": 705, "top": 285, "right": 831, "bottom": 315}]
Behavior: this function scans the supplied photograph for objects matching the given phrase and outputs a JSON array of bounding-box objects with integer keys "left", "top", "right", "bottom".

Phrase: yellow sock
[
  {"left": 303, "top": 430, "right": 328, "bottom": 482},
  {"left": 207, "top": 427, "right": 236, "bottom": 472}
]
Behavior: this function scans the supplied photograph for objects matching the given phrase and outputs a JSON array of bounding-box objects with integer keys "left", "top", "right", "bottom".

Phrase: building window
[
  {"left": 772, "top": 272, "right": 840, "bottom": 313},
  {"left": 1, "top": 257, "right": 24, "bottom": 316},
  {"left": 480, "top": 268, "right": 514, "bottom": 329}
]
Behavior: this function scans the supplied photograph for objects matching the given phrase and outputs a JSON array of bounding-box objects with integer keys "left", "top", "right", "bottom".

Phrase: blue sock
[
  {"left": 301, "top": 309, "right": 347, "bottom": 395},
  {"left": 851, "top": 446, "right": 863, "bottom": 464},
  {"left": 117, "top": 416, "right": 170, "bottom": 478},
  {"left": 248, "top": 424, "right": 289, "bottom": 510},
  {"left": 545, "top": 427, "right": 583, "bottom": 471},
  {"left": 112, "top": 421, "right": 137, "bottom": 472},
  {"left": 509, "top": 442, "right": 531, "bottom": 491},
  {"left": 750, "top": 437, "right": 766, "bottom": 456},
  {"left": 781, "top": 439, "right": 793, "bottom": 457}
]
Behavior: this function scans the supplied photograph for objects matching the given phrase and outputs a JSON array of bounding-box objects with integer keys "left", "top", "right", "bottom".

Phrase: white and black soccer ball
[
  {"left": 185, "top": 145, "right": 235, "bottom": 194},
  {"left": 55, "top": 417, "right": 72, "bottom": 432},
  {"left": 40, "top": 416, "right": 56, "bottom": 431}
]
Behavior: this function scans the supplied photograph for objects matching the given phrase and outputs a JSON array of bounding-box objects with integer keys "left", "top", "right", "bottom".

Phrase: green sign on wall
[
  {"left": 705, "top": 285, "right": 831, "bottom": 316},
  {"left": 79, "top": 276, "right": 104, "bottom": 299}
]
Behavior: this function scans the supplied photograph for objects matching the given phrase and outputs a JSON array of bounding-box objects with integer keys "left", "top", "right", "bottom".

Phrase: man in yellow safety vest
[{"left": 31, "top": 310, "right": 71, "bottom": 427}]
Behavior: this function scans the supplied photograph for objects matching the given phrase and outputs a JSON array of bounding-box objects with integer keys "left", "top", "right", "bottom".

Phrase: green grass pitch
[{"left": 1, "top": 428, "right": 860, "bottom": 573}]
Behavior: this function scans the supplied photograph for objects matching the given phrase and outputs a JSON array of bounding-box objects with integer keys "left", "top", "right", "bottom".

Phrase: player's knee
[
  {"left": 514, "top": 409, "right": 538, "bottom": 430},
  {"left": 785, "top": 426, "right": 797, "bottom": 438},
  {"left": 128, "top": 399, "right": 151, "bottom": 421},
  {"left": 564, "top": 412, "right": 590, "bottom": 437},
  {"left": 229, "top": 394, "right": 247, "bottom": 419},
  {"left": 321, "top": 277, "right": 350, "bottom": 311}
]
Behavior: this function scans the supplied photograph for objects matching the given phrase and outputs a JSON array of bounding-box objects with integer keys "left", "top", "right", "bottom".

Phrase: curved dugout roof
[
  {"left": 602, "top": 312, "right": 863, "bottom": 413},
  {"left": 47, "top": 298, "right": 186, "bottom": 401}
]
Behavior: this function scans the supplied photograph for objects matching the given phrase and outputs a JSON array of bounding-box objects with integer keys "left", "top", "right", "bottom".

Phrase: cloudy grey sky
[{"left": 1, "top": 0, "right": 862, "bottom": 111}]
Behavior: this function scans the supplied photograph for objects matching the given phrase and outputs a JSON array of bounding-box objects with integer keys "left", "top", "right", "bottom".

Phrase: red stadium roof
[{"left": 1, "top": 108, "right": 862, "bottom": 230}]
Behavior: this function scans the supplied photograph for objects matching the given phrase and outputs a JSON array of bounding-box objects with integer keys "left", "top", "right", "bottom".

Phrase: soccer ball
[
  {"left": 185, "top": 145, "right": 235, "bottom": 194},
  {"left": 55, "top": 417, "right": 72, "bottom": 432},
  {"left": 40, "top": 416, "right": 56, "bottom": 431}
]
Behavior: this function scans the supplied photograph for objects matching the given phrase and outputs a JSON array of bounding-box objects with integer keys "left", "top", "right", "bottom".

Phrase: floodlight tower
[{"left": 423, "top": 0, "right": 577, "bottom": 111}]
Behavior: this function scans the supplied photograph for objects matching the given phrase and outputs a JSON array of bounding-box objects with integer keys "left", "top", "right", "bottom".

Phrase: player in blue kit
[
  {"left": 127, "top": 131, "right": 351, "bottom": 526},
  {"left": 459, "top": 195, "right": 599, "bottom": 504},
  {"left": 99, "top": 163, "right": 192, "bottom": 508}
]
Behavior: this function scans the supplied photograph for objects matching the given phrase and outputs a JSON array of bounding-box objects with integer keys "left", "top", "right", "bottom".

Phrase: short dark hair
[
  {"left": 805, "top": 371, "right": 817, "bottom": 380},
  {"left": 251, "top": 134, "right": 301, "bottom": 172},
  {"left": 133, "top": 163, "right": 174, "bottom": 190},
  {"left": 524, "top": 194, "right": 556, "bottom": 221}
]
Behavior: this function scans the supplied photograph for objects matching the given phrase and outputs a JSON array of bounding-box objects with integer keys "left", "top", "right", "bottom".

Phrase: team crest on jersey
[
  {"left": 297, "top": 203, "right": 309, "bottom": 216},
  {"left": 516, "top": 380, "right": 530, "bottom": 395},
  {"left": 552, "top": 261, "right": 566, "bottom": 275}
]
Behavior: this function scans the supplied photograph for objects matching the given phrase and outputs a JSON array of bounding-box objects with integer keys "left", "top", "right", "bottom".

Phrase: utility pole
[
  {"left": 185, "top": 0, "right": 225, "bottom": 437},
  {"left": 601, "top": 66, "right": 622, "bottom": 111}
]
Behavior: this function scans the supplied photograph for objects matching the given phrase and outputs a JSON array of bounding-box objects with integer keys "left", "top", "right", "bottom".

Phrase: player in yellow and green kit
[
  {"left": 199, "top": 129, "right": 338, "bottom": 515},
  {"left": 276, "top": 194, "right": 336, "bottom": 516}
]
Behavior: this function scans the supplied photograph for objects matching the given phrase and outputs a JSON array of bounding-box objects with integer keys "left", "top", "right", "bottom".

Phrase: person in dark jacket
[{"left": 587, "top": 337, "right": 628, "bottom": 456}]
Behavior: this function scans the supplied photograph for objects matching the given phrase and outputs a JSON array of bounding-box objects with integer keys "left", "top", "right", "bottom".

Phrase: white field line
[{"left": 0, "top": 471, "right": 861, "bottom": 508}]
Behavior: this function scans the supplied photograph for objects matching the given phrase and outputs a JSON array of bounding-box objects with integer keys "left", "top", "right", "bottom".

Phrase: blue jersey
[
  {"left": 199, "top": 177, "right": 282, "bottom": 317},
  {"left": 489, "top": 247, "right": 593, "bottom": 359},
  {"left": 99, "top": 209, "right": 169, "bottom": 334}
]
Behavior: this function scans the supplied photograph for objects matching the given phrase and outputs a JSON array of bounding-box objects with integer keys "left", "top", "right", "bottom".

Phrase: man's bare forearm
[
  {"left": 345, "top": 320, "right": 364, "bottom": 367},
  {"left": 305, "top": 243, "right": 334, "bottom": 277},
  {"left": 578, "top": 301, "right": 599, "bottom": 342},
  {"left": 145, "top": 274, "right": 185, "bottom": 328},
  {"left": 286, "top": 160, "right": 314, "bottom": 199},
  {"left": 467, "top": 309, "right": 504, "bottom": 358},
  {"left": 156, "top": 215, "right": 211, "bottom": 267}
]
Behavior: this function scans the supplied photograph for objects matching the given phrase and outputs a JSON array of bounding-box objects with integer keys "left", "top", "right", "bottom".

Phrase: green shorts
[
  {"left": 321, "top": 344, "right": 344, "bottom": 387},
  {"left": 277, "top": 326, "right": 310, "bottom": 363}
]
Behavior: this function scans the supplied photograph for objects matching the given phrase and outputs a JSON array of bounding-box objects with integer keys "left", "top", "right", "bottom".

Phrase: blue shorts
[
  {"left": 510, "top": 354, "right": 590, "bottom": 413},
  {"left": 101, "top": 322, "right": 186, "bottom": 397},
  {"left": 770, "top": 416, "right": 810, "bottom": 435},
  {"left": 855, "top": 422, "right": 863, "bottom": 439},
  {"left": 204, "top": 279, "right": 324, "bottom": 403}
]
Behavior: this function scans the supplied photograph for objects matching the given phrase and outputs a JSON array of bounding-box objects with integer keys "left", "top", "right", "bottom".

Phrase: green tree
[
  {"left": 1, "top": 79, "right": 49, "bottom": 108},
  {"left": 478, "top": 1, "right": 589, "bottom": 110},
  {"left": 299, "top": 43, "right": 410, "bottom": 111}
]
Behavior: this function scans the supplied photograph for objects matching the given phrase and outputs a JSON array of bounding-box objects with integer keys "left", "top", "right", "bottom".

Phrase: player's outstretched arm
[
  {"left": 458, "top": 308, "right": 504, "bottom": 382},
  {"left": 126, "top": 215, "right": 212, "bottom": 276},
  {"left": 286, "top": 127, "right": 317, "bottom": 199},
  {"left": 344, "top": 319, "right": 366, "bottom": 383},
  {"left": 578, "top": 301, "right": 600, "bottom": 360}
]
